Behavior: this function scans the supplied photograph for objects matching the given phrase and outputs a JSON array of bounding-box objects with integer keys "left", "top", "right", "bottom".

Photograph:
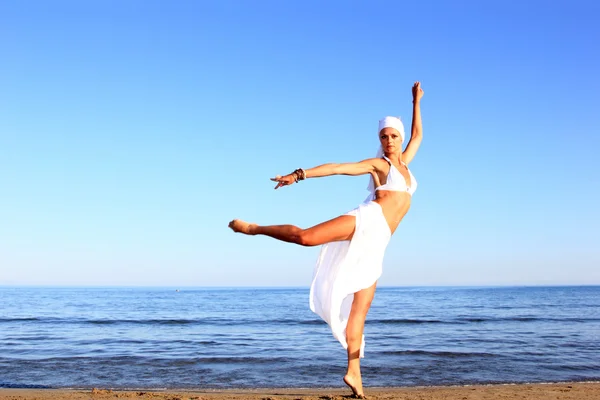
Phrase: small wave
[
  {"left": 4, "top": 315, "right": 599, "bottom": 327},
  {"left": 0, "top": 383, "right": 52, "bottom": 389},
  {"left": 2, "top": 335, "right": 58, "bottom": 341},
  {"left": 458, "top": 317, "right": 490, "bottom": 322},
  {"left": 383, "top": 349, "right": 498, "bottom": 358},
  {"left": 271, "top": 318, "right": 323, "bottom": 325},
  {"left": 1, "top": 317, "right": 319, "bottom": 326},
  {"left": 70, "top": 338, "right": 222, "bottom": 347},
  {"left": 371, "top": 318, "right": 446, "bottom": 324},
  {"left": 0, "top": 355, "right": 292, "bottom": 366},
  {"left": 0, "top": 317, "right": 40, "bottom": 323},
  {"left": 2, "top": 317, "right": 228, "bottom": 326},
  {"left": 191, "top": 356, "right": 291, "bottom": 365},
  {"left": 549, "top": 364, "right": 600, "bottom": 372},
  {"left": 456, "top": 316, "right": 600, "bottom": 323},
  {"left": 87, "top": 318, "right": 200, "bottom": 325}
]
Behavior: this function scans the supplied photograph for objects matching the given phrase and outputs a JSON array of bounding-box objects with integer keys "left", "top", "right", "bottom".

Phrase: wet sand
[{"left": 1, "top": 382, "right": 599, "bottom": 400}]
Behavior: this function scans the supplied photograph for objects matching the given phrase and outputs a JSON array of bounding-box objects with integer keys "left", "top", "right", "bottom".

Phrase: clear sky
[{"left": 1, "top": 0, "right": 599, "bottom": 287}]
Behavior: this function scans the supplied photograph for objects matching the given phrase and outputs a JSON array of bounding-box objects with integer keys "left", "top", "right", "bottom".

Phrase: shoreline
[
  {"left": 1, "top": 381, "right": 599, "bottom": 399},
  {"left": 3, "top": 379, "right": 600, "bottom": 390}
]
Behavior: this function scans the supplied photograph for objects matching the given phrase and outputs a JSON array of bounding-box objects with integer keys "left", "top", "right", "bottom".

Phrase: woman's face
[{"left": 379, "top": 127, "right": 402, "bottom": 153}]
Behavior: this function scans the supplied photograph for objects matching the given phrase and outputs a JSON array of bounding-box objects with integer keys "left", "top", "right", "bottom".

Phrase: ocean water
[{"left": 0, "top": 286, "right": 598, "bottom": 389}]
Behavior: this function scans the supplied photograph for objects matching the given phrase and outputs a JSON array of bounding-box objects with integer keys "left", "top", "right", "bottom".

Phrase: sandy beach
[{"left": 1, "top": 382, "right": 599, "bottom": 400}]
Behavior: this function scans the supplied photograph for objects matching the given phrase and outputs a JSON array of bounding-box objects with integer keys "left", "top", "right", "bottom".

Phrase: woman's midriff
[{"left": 373, "top": 190, "right": 411, "bottom": 235}]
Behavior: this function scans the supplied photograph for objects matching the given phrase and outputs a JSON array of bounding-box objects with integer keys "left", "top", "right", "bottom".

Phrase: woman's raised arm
[{"left": 401, "top": 82, "right": 424, "bottom": 165}]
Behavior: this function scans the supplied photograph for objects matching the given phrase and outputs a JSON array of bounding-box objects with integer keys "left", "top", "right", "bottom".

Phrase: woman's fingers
[{"left": 271, "top": 175, "right": 289, "bottom": 189}]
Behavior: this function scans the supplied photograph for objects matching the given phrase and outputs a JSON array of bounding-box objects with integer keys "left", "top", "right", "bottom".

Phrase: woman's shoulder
[{"left": 363, "top": 157, "right": 389, "bottom": 173}]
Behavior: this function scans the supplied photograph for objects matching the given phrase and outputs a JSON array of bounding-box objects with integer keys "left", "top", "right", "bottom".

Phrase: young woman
[{"left": 229, "top": 82, "right": 424, "bottom": 398}]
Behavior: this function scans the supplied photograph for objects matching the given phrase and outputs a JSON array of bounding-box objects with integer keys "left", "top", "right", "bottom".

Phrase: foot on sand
[
  {"left": 228, "top": 219, "right": 257, "bottom": 235},
  {"left": 344, "top": 374, "right": 365, "bottom": 399}
]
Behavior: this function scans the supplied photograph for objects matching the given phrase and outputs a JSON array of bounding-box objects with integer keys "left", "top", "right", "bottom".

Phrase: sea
[{"left": 0, "top": 286, "right": 598, "bottom": 390}]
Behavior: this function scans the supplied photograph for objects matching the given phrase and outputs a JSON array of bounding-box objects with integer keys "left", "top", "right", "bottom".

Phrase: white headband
[{"left": 378, "top": 116, "right": 405, "bottom": 143}]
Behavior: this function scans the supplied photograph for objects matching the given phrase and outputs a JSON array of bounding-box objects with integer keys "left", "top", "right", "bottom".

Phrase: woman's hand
[
  {"left": 270, "top": 174, "right": 296, "bottom": 189},
  {"left": 412, "top": 81, "right": 424, "bottom": 103}
]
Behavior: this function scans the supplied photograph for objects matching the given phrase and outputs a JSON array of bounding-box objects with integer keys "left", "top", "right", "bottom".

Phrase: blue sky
[{"left": 1, "top": 0, "right": 599, "bottom": 287}]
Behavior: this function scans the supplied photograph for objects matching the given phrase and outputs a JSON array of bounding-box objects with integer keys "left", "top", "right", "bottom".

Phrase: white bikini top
[{"left": 374, "top": 155, "right": 418, "bottom": 196}]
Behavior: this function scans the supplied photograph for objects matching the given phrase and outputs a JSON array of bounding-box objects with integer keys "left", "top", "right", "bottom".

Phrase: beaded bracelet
[{"left": 292, "top": 168, "right": 306, "bottom": 182}]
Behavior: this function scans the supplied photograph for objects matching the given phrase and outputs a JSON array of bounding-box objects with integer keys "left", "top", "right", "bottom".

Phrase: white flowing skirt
[{"left": 309, "top": 200, "right": 391, "bottom": 358}]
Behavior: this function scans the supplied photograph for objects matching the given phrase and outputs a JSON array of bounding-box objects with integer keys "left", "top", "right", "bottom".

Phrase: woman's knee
[
  {"left": 360, "top": 299, "right": 373, "bottom": 313},
  {"left": 348, "top": 302, "right": 372, "bottom": 328},
  {"left": 350, "top": 296, "right": 374, "bottom": 318},
  {"left": 352, "top": 304, "right": 372, "bottom": 321},
  {"left": 354, "top": 293, "right": 374, "bottom": 310}
]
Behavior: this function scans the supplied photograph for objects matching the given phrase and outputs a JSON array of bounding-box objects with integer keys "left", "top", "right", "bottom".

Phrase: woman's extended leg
[
  {"left": 344, "top": 282, "right": 377, "bottom": 398},
  {"left": 228, "top": 214, "right": 356, "bottom": 246}
]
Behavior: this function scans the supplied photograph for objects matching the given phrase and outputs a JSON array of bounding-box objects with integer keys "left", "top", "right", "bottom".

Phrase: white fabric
[
  {"left": 379, "top": 116, "right": 405, "bottom": 143},
  {"left": 375, "top": 156, "right": 418, "bottom": 195},
  {"left": 309, "top": 201, "right": 391, "bottom": 358},
  {"left": 308, "top": 116, "right": 411, "bottom": 357}
]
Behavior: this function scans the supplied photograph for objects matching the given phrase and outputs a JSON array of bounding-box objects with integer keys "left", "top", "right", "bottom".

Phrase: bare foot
[
  {"left": 228, "top": 219, "right": 257, "bottom": 235},
  {"left": 344, "top": 373, "right": 365, "bottom": 398}
]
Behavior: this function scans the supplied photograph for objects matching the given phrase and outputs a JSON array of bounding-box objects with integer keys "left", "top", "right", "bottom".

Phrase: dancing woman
[{"left": 229, "top": 82, "right": 424, "bottom": 398}]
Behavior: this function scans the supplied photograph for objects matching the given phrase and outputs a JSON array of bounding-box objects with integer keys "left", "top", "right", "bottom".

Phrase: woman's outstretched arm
[
  {"left": 402, "top": 81, "right": 424, "bottom": 165},
  {"left": 271, "top": 159, "right": 380, "bottom": 189},
  {"left": 306, "top": 159, "right": 377, "bottom": 177}
]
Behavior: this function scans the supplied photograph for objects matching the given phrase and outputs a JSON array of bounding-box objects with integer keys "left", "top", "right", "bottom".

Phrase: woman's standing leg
[{"left": 344, "top": 282, "right": 377, "bottom": 398}]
